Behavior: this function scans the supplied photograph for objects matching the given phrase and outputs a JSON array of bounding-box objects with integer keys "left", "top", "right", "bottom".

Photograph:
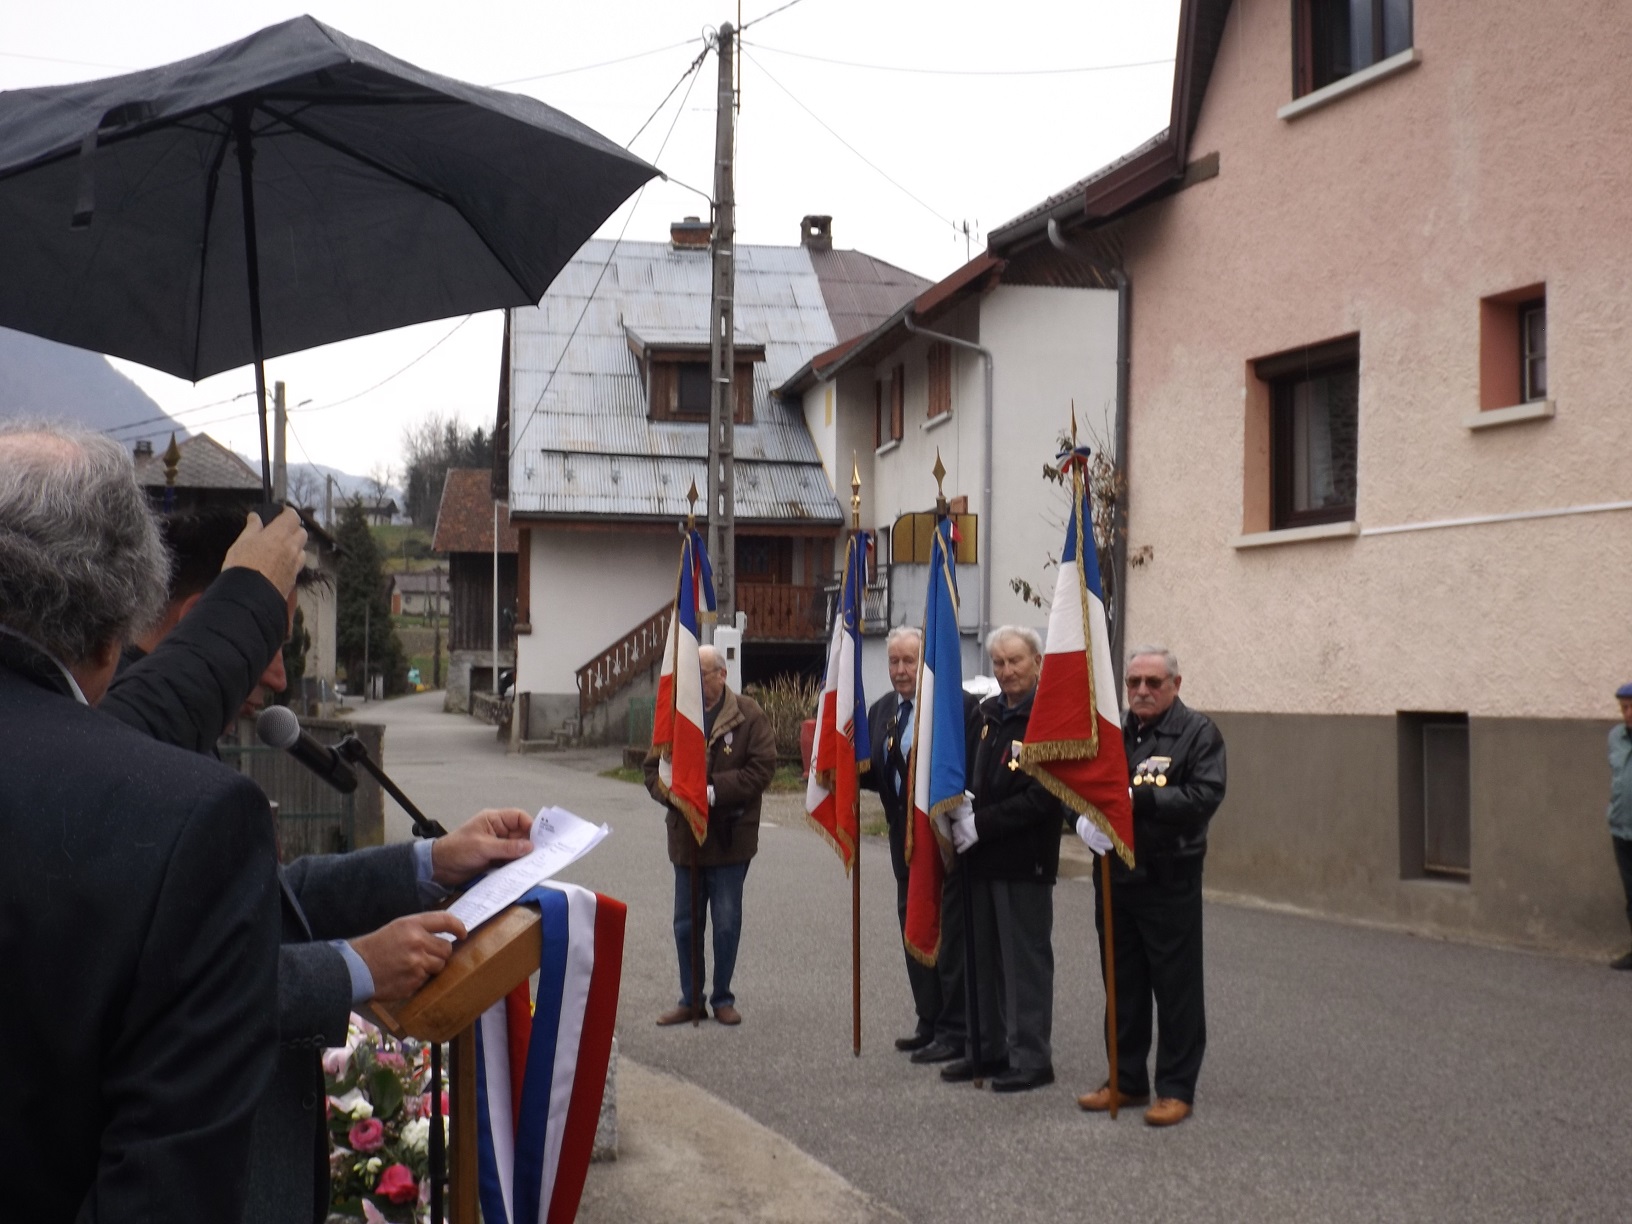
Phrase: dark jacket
[
  {"left": 104, "top": 565, "right": 287, "bottom": 754},
  {"left": 101, "top": 570, "right": 424, "bottom": 1224},
  {"left": 863, "top": 688, "right": 982, "bottom": 881},
  {"left": 0, "top": 631, "right": 281, "bottom": 1224},
  {"left": 966, "top": 688, "right": 1069, "bottom": 884},
  {"left": 1116, "top": 695, "right": 1226, "bottom": 883},
  {"left": 647, "top": 687, "right": 777, "bottom": 867}
]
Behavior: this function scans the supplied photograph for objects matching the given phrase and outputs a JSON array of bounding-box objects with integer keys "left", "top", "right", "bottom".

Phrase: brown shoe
[
  {"left": 1076, "top": 1083, "right": 1150, "bottom": 1112},
  {"left": 1143, "top": 1098, "right": 1193, "bottom": 1127},
  {"left": 713, "top": 1004, "right": 742, "bottom": 1026},
  {"left": 656, "top": 1005, "right": 705, "bottom": 1026}
]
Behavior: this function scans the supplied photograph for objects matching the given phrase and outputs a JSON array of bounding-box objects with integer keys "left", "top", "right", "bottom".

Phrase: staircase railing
[{"left": 576, "top": 604, "right": 670, "bottom": 718}]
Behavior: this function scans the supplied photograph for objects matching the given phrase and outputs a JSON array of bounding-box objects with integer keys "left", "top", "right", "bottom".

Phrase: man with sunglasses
[{"left": 1077, "top": 644, "right": 1225, "bottom": 1127}]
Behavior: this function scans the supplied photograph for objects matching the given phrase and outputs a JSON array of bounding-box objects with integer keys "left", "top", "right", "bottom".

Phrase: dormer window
[{"left": 625, "top": 325, "right": 765, "bottom": 424}]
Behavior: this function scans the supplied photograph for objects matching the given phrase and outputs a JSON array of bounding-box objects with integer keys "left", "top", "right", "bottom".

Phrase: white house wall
[{"left": 520, "top": 529, "right": 680, "bottom": 697}]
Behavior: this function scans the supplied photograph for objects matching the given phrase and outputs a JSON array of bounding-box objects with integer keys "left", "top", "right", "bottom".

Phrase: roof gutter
[{"left": 903, "top": 313, "right": 994, "bottom": 663}]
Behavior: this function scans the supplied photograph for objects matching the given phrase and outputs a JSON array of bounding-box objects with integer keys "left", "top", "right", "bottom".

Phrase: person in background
[
  {"left": 1606, "top": 682, "right": 1632, "bottom": 970},
  {"left": 646, "top": 644, "right": 776, "bottom": 1027}
]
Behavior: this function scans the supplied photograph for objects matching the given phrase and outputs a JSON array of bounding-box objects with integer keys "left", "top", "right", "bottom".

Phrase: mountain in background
[
  {"left": 0, "top": 326, "right": 401, "bottom": 514},
  {"left": 0, "top": 326, "right": 189, "bottom": 442}
]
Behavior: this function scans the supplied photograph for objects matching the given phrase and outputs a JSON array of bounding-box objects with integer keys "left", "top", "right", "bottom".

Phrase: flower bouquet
[{"left": 323, "top": 1015, "right": 449, "bottom": 1223}]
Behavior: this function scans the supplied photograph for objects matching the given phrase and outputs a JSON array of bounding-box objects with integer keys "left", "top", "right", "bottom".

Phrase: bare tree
[
  {"left": 286, "top": 465, "right": 319, "bottom": 512},
  {"left": 367, "top": 463, "right": 394, "bottom": 504}
]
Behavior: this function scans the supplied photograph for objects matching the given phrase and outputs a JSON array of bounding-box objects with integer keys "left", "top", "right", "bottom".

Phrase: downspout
[
  {"left": 903, "top": 313, "right": 994, "bottom": 665},
  {"left": 1049, "top": 216, "right": 1131, "bottom": 688}
]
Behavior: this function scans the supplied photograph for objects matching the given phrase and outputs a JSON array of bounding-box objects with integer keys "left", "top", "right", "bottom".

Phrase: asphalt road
[{"left": 354, "top": 692, "right": 1632, "bottom": 1223}]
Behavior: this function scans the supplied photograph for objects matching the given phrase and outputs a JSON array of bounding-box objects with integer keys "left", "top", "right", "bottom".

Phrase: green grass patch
[
  {"left": 599, "top": 766, "right": 645, "bottom": 784},
  {"left": 599, "top": 763, "right": 807, "bottom": 792}
]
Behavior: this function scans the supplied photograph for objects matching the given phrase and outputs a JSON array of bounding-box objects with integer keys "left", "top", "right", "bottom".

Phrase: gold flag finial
[
  {"left": 850, "top": 452, "right": 861, "bottom": 531},
  {"left": 932, "top": 449, "right": 948, "bottom": 517},
  {"left": 685, "top": 478, "right": 699, "bottom": 530},
  {"left": 1070, "top": 399, "right": 1079, "bottom": 448},
  {"left": 162, "top": 431, "right": 181, "bottom": 487}
]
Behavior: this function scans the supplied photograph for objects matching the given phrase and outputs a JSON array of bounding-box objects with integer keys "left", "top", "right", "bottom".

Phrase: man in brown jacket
[{"left": 644, "top": 644, "right": 777, "bottom": 1026}]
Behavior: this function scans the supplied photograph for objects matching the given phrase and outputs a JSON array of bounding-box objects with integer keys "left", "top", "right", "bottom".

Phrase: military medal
[{"left": 980, "top": 724, "right": 989, "bottom": 740}]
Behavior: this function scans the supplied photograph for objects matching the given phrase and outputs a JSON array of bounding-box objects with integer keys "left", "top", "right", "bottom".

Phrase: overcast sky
[{"left": 4, "top": 0, "right": 1180, "bottom": 479}]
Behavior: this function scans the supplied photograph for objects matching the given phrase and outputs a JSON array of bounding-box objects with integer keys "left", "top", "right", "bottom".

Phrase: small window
[
  {"left": 677, "top": 363, "right": 711, "bottom": 416},
  {"left": 927, "top": 342, "right": 952, "bottom": 419},
  {"left": 873, "top": 381, "right": 884, "bottom": 449},
  {"left": 1398, "top": 712, "right": 1470, "bottom": 882},
  {"left": 1258, "top": 337, "right": 1359, "bottom": 529},
  {"left": 889, "top": 365, "right": 905, "bottom": 442},
  {"left": 1296, "top": 0, "right": 1412, "bottom": 96},
  {"left": 1520, "top": 299, "right": 1547, "bottom": 402}
]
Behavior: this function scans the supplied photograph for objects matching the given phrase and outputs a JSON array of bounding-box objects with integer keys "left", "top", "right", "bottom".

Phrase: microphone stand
[
  {"left": 330, "top": 733, "right": 448, "bottom": 1220},
  {"left": 333, "top": 734, "right": 447, "bottom": 838}
]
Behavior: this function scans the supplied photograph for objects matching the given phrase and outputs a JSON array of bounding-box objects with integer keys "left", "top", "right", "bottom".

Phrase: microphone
[{"left": 256, "top": 705, "right": 359, "bottom": 794}]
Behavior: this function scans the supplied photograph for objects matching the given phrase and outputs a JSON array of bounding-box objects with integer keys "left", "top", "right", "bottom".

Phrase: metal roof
[{"left": 508, "top": 236, "right": 925, "bottom": 522}]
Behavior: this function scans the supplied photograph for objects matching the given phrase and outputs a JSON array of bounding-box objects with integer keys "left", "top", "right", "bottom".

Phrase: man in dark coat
[
  {"left": 1078, "top": 644, "right": 1226, "bottom": 1128},
  {"left": 103, "top": 503, "right": 535, "bottom": 1223},
  {"left": 861, "top": 626, "right": 970, "bottom": 1064},
  {"left": 645, "top": 644, "right": 777, "bottom": 1026},
  {"left": 0, "top": 423, "right": 281, "bottom": 1223},
  {"left": 940, "top": 626, "right": 1067, "bottom": 1093}
]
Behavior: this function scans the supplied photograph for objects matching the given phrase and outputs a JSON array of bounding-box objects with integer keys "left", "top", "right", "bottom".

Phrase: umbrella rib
[
  {"left": 256, "top": 100, "right": 536, "bottom": 299},
  {"left": 190, "top": 127, "right": 235, "bottom": 379}
]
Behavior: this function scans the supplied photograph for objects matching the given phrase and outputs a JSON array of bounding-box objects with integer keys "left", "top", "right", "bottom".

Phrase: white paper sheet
[{"left": 441, "top": 806, "right": 610, "bottom": 938}]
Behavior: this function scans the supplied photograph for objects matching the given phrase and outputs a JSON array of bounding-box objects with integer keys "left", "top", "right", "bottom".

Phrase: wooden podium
[{"left": 371, "top": 904, "right": 543, "bottom": 1224}]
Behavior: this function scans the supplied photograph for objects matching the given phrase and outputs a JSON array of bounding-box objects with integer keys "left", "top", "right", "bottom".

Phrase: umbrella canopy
[{"left": 0, "top": 14, "right": 656, "bottom": 394}]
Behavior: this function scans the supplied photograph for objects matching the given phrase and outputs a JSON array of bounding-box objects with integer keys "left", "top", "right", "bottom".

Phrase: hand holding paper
[{"left": 442, "top": 806, "right": 610, "bottom": 938}]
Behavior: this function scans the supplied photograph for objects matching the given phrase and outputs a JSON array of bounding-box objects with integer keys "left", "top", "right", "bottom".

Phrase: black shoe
[
  {"left": 909, "top": 1040, "right": 961, "bottom": 1065},
  {"left": 940, "top": 1057, "right": 1008, "bottom": 1083},
  {"left": 894, "top": 1032, "right": 935, "bottom": 1052},
  {"left": 1611, "top": 949, "right": 1632, "bottom": 971},
  {"left": 990, "top": 1065, "right": 1055, "bottom": 1094}
]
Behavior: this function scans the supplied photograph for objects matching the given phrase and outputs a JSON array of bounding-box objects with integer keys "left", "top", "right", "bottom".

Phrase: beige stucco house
[{"left": 988, "top": 0, "right": 1632, "bottom": 954}]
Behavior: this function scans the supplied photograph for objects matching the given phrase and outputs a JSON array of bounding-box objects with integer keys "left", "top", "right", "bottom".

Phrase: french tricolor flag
[
  {"left": 474, "top": 883, "right": 627, "bottom": 1224},
  {"left": 902, "top": 517, "right": 966, "bottom": 965},
  {"left": 649, "top": 528, "right": 714, "bottom": 845},
  {"left": 1017, "top": 451, "right": 1135, "bottom": 865},
  {"left": 805, "top": 531, "right": 871, "bottom": 872}
]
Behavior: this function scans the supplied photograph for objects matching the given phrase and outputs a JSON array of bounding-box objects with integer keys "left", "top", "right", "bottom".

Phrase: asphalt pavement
[{"left": 351, "top": 692, "right": 1632, "bottom": 1223}]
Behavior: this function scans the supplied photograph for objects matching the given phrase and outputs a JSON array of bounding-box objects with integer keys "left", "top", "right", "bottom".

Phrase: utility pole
[
  {"left": 706, "top": 20, "right": 737, "bottom": 632},
  {"left": 272, "top": 380, "right": 287, "bottom": 503},
  {"left": 325, "top": 472, "right": 335, "bottom": 529}
]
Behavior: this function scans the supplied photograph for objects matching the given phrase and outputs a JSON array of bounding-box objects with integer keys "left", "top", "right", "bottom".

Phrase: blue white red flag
[
  {"left": 903, "top": 518, "right": 965, "bottom": 964},
  {"left": 474, "top": 882, "right": 627, "bottom": 1224},
  {"left": 805, "top": 531, "right": 872, "bottom": 873},
  {"left": 1017, "top": 449, "right": 1135, "bottom": 865},
  {"left": 649, "top": 528, "right": 714, "bottom": 845}
]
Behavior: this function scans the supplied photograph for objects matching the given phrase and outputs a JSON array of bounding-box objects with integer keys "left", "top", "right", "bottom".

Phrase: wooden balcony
[{"left": 736, "top": 583, "right": 824, "bottom": 641}]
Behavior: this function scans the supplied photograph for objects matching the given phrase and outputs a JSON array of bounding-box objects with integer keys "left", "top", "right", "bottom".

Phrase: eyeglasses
[{"left": 1125, "top": 675, "right": 1170, "bottom": 690}]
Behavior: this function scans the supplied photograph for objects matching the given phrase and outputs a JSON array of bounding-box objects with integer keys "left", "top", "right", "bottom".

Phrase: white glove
[
  {"left": 707, "top": 785, "right": 716, "bottom": 805},
  {"left": 932, "top": 809, "right": 952, "bottom": 846},
  {"left": 950, "top": 793, "right": 978, "bottom": 853},
  {"left": 1075, "top": 815, "right": 1113, "bottom": 856}
]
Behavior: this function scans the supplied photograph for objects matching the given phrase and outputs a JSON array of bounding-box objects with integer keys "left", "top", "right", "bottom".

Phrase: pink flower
[
  {"left": 321, "top": 1047, "right": 351, "bottom": 1079},
  {"left": 348, "top": 1118, "right": 386, "bottom": 1153},
  {"left": 420, "top": 1090, "right": 449, "bottom": 1116},
  {"left": 376, "top": 1163, "right": 420, "bottom": 1204},
  {"left": 376, "top": 1051, "right": 406, "bottom": 1071}
]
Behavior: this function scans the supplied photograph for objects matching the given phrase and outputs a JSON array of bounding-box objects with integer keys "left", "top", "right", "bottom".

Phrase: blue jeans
[{"left": 673, "top": 861, "right": 750, "bottom": 1009}]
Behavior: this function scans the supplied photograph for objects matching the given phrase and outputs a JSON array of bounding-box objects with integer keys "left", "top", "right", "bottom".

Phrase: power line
[
  {"left": 300, "top": 315, "right": 476, "bottom": 414},
  {"left": 0, "top": 49, "right": 134, "bottom": 72},
  {"left": 488, "top": 38, "right": 702, "bottom": 87},
  {"left": 626, "top": 44, "right": 711, "bottom": 148},
  {"left": 740, "top": 48, "right": 956, "bottom": 230},
  {"left": 105, "top": 391, "right": 256, "bottom": 437},
  {"left": 741, "top": 41, "right": 1175, "bottom": 77},
  {"left": 740, "top": 0, "right": 809, "bottom": 32},
  {"left": 510, "top": 44, "right": 708, "bottom": 461}
]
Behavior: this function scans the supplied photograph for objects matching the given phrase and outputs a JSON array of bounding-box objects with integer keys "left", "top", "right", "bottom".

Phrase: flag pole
[
  {"left": 934, "top": 451, "right": 983, "bottom": 1088},
  {"left": 850, "top": 456, "right": 863, "bottom": 1058},
  {"left": 686, "top": 483, "right": 705, "bottom": 1027},
  {"left": 1070, "top": 407, "right": 1121, "bottom": 1120}
]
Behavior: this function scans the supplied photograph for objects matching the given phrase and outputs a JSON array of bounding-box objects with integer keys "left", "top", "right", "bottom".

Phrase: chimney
[
  {"left": 134, "top": 439, "right": 153, "bottom": 458},
  {"left": 800, "top": 214, "right": 833, "bottom": 252},
  {"left": 670, "top": 216, "right": 712, "bottom": 250}
]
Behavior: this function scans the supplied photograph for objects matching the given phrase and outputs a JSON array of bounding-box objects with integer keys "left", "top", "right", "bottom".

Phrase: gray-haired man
[{"left": 0, "top": 421, "right": 281, "bottom": 1221}]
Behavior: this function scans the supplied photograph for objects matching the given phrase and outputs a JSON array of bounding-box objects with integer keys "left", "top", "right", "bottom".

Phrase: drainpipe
[
  {"left": 903, "top": 313, "right": 994, "bottom": 665},
  {"left": 1049, "top": 216, "right": 1130, "bottom": 688}
]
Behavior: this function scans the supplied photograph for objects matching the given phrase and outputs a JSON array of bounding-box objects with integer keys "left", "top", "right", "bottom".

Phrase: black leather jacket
[
  {"left": 966, "top": 689, "right": 1068, "bottom": 884},
  {"left": 1116, "top": 696, "right": 1226, "bottom": 881}
]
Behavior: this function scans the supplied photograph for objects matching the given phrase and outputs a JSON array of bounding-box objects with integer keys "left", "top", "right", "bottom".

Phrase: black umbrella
[{"left": 0, "top": 15, "right": 657, "bottom": 496}]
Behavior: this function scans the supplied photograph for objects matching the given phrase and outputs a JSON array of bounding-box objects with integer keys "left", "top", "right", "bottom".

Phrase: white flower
[
  {"left": 365, "top": 1156, "right": 383, "bottom": 1175},
  {"left": 328, "top": 1088, "right": 374, "bottom": 1120},
  {"left": 401, "top": 1117, "right": 430, "bottom": 1155}
]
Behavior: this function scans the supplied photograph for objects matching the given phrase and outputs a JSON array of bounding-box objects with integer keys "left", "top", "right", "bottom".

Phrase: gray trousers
[{"left": 968, "top": 875, "right": 1054, "bottom": 1072}]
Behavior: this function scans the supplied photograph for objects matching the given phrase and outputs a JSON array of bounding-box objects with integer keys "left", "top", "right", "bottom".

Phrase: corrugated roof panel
[{"left": 511, "top": 453, "right": 842, "bottom": 523}]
